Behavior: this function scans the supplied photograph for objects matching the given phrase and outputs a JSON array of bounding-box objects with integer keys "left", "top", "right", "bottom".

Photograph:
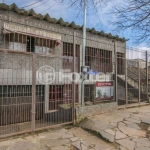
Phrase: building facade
[{"left": 0, "top": 3, "right": 126, "bottom": 129}]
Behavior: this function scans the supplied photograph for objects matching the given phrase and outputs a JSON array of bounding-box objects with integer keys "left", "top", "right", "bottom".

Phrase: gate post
[
  {"left": 31, "top": 54, "right": 36, "bottom": 131},
  {"left": 72, "top": 32, "right": 76, "bottom": 125},
  {"left": 146, "top": 51, "right": 149, "bottom": 103},
  {"left": 125, "top": 58, "right": 128, "bottom": 107},
  {"left": 114, "top": 41, "right": 118, "bottom": 104},
  {"left": 138, "top": 60, "right": 140, "bottom": 104}
]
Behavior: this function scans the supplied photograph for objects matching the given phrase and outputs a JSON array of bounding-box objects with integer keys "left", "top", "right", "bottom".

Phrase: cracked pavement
[
  {"left": 81, "top": 105, "right": 150, "bottom": 150},
  {"left": 1, "top": 105, "right": 150, "bottom": 150}
]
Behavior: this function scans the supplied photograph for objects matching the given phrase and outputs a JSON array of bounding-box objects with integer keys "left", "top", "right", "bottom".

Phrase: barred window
[{"left": 85, "top": 47, "right": 112, "bottom": 73}]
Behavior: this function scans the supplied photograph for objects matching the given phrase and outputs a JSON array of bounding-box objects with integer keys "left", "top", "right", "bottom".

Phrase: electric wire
[
  {"left": 32, "top": 0, "right": 49, "bottom": 9},
  {"left": 22, "top": 0, "right": 42, "bottom": 9},
  {"left": 20, "top": 1, "right": 58, "bottom": 21},
  {"left": 95, "top": 6, "right": 104, "bottom": 31}
]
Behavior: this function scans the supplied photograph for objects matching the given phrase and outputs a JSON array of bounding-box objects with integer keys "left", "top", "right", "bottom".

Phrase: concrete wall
[
  {"left": 0, "top": 10, "right": 126, "bottom": 53},
  {"left": 76, "top": 102, "right": 118, "bottom": 123}
]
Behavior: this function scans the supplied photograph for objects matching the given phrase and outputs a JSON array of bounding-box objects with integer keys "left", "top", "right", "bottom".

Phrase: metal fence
[
  {"left": 116, "top": 47, "right": 149, "bottom": 106},
  {"left": 0, "top": 42, "right": 77, "bottom": 137},
  {"left": 0, "top": 32, "right": 149, "bottom": 138}
]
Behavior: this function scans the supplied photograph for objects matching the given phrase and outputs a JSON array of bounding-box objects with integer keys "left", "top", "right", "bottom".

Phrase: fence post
[
  {"left": 114, "top": 41, "right": 118, "bottom": 104},
  {"left": 138, "top": 60, "right": 140, "bottom": 104},
  {"left": 125, "top": 58, "right": 128, "bottom": 107},
  {"left": 146, "top": 51, "right": 149, "bottom": 103},
  {"left": 31, "top": 54, "right": 36, "bottom": 131},
  {"left": 72, "top": 32, "right": 76, "bottom": 125}
]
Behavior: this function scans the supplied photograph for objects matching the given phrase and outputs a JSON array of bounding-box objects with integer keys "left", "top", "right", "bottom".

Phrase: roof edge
[{"left": 0, "top": 3, "right": 126, "bottom": 42}]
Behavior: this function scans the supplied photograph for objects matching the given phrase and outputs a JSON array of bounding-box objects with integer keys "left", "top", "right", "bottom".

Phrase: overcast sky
[{"left": 2, "top": 0, "right": 150, "bottom": 52}]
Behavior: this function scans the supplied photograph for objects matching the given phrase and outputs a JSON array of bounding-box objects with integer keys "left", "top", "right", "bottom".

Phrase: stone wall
[{"left": 76, "top": 102, "right": 118, "bottom": 123}]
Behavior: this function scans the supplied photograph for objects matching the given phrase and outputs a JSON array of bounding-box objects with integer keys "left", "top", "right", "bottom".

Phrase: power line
[
  {"left": 20, "top": 1, "right": 58, "bottom": 21},
  {"left": 22, "top": 0, "right": 42, "bottom": 9},
  {"left": 32, "top": 0, "right": 49, "bottom": 9},
  {"left": 40, "top": 1, "right": 58, "bottom": 14},
  {"left": 95, "top": 7, "right": 104, "bottom": 31}
]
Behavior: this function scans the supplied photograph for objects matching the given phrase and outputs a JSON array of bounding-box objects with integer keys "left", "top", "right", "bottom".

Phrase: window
[
  {"left": 35, "top": 38, "right": 55, "bottom": 54},
  {"left": 5, "top": 33, "right": 26, "bottom": 51},
  {"left": 47, "top": 84, "right": 79, "bottom": 111},
  {"left": 63, "top": 42, "right": 80, "bottom": 72},
  {"left": 49, "top": 85, "right": 63, "bottom": 110},
  {"left": 5, "top": 33, "right": 56, "bottom": 54},
  {"left": 27, "top": 36, "right": 35, "bottom": 52},
  {"left": 85, "top": 47, "right": 112, "bottom": 73}
]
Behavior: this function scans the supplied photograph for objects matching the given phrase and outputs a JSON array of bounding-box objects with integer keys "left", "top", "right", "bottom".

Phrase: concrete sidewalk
[
  {"left": 81, "top": 105, "right": 150, "bottom": 150},
  {"left": 0, "top": 127, "right": 115, "bottom": 150}
]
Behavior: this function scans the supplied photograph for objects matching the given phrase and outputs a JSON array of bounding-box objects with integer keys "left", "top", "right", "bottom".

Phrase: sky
[{"left": 1, "top": 0, "right": 150, "bottom": 52}]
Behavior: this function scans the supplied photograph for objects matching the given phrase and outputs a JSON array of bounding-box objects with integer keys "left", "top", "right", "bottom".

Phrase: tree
[
  {"left": 112, "top": 0, "right": 150, "bottom": 45},
  {"left": 55, "top": 0, "right": 111, "bottom": 17},
  {"left": 56, "top": 0, "right": 150, "bottom": 45}
]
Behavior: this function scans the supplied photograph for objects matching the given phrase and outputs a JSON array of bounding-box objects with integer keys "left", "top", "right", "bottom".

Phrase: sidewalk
[
  {"left": 1, "top": 105, "right": 150, "bottom": 150},
  {"left": 0, "top": 127, "right": 115, "bottom": 150},
  {"left": 81, "top": 105, "right": 150, "bottom": 150}
]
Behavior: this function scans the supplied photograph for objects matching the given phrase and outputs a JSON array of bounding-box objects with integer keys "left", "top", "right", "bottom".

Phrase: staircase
[{"left": 118, "top": 75, "right": 139, "bottom": 90}]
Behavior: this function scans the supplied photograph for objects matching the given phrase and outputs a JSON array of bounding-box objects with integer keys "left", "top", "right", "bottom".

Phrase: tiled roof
[{"left": 0, "top": 3, "right": 126, "bottom": 42}]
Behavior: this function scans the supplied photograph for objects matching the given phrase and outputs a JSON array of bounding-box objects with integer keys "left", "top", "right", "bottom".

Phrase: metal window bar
[{"left": 85, "top": 47, "right": 112, "bottom": 73}]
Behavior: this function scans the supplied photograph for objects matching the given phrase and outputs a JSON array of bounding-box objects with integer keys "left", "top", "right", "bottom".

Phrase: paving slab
[
  {"left": 142, "top": 118, "right": 150, "bottom": 124},
  {"left": 51, "top": 146, "right": 70, "bottom": 150},
  {"left": 136, "top": 143, "right": 143, "bottom": 147},
  {"left": 6, "top": 140, "right": 39, "bottom": 150},
  {"left": 40, "top": 147, "right": 48, "bottom": 150},
  {"left": 115, "top": 131, "right": 127, "bottom": 140},
  {"left": 62, "top": 132, "right": 74, "bottom": 139},
  {"left": 100, "top": 130, "right": 115, "bottom": 142},
  {"left": 116, "top": 139, "right": 135, "bottom": 150},
  {"left": 125, "top": 118, "right": 141, "bottom": 124},
  {"left": 135, "top": 147, "right": 150, "bottom": 150},
  {"left": 59, "top": 128, "right": 68, "bottom": 133},
  {"left": 123, "top": 121, "right": 134, "bottom": 125},
  {"left": 130, "top": 116, "right": 141, "bottom": 121},
  {"left": 94, "top": 144, "right": 111, "bottom": 150},
  {"left": 81, "top": 144, "right": 88, "bottom": 150},
  {"left": 104, "top": 129, "right": 115, "bottom": 136},
  {"left": 72, "top": 141, "right": 81, "bottom": 150},
  {"left": 43, "top": 132, "right": 61, "bottom": 140},
  {"left": 132, "top": 138, "right": 150, "bottom": 147},
  {"left": 118, "top": 122, "right": 126, "bottom": 126},
  {"left": 0, "top": 138, "right": 23, "bottom": 147},
  {"left": 43, "top": 138, "right": 70, "bottom": 148},
  {"left": 70, "top": 137, "right": 80, "bottom": 142},
  {"left": 81, "top": 140, "right": 92, "bottom": 147},
  {"left": 120, "top": 146, "right": 128, "bottom": 150},
  {"left": 127, "top": 123, "right": 141, "bottom": 130},
  {"left": 0, "top": 145, "right": 9, "bottom": 150},
  {"left": 118, "top": 125, "right": 146, "bottom": 137}
]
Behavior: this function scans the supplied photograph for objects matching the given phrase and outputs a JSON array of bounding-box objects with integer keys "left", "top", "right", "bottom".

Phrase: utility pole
[{"left": 81, "top": 0, "right": 87, "bottom": 106}]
